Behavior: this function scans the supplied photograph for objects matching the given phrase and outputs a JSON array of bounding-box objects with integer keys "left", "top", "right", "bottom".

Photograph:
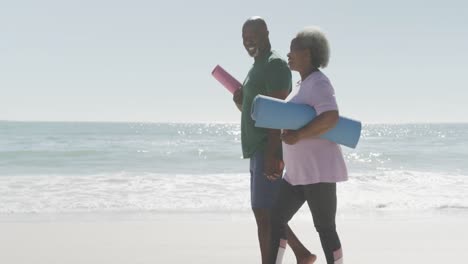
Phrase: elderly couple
[{"left": 233, "top": 17, "right": 347, "bottom": 264}]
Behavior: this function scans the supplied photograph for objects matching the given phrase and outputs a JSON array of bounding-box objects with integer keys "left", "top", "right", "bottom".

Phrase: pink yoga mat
[{"left": 211, "top": 65, "right": 242, "bottom": 94}]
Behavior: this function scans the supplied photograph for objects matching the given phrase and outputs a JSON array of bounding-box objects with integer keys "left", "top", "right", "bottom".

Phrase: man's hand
[
  {"left": 233, "top": 88, "right": 243, "bottom": 105},
  {"left": 281, "top": 129, "right": 301, "bottom": 145},
  {"left": 264, "top": 152, "right": 284, "bottom": 181},
  {"left": 233, "top": 88, "right": 243, "bottom": 112}
]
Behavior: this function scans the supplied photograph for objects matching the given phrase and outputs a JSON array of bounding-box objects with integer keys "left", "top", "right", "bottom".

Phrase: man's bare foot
[{"left": 297, "top": 253, "right": 317, "bottom": 264}]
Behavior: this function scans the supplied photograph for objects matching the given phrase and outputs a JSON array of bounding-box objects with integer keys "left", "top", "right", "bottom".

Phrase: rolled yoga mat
[
  {"left": 211, "top": 65, "right": 242, "bottom": 94},
  {"left": 251, "top": 95, "right": 361, "bottom": 148}
]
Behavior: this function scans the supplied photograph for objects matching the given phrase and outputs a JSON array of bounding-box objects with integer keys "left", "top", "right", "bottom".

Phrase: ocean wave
[{"left": 0, "top": 171, "right": 466, "bottom": 214}]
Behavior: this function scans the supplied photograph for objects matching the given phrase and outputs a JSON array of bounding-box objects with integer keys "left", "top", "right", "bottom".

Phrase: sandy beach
[{"left": 0, "top": 210, "right": 466, "bottom": 264}]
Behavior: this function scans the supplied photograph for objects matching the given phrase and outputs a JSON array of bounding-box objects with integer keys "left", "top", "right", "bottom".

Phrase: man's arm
[
  {"left": 233, "top": 89, "right": 243, "bottom": 112},
  {"left": 263, "top": 89, "right": 289, "bottom": 181}
]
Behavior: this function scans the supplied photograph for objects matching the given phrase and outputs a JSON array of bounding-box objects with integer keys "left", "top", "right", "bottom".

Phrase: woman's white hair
[{"left": 296, "top": 26, "right": 330, "bottom": 68}]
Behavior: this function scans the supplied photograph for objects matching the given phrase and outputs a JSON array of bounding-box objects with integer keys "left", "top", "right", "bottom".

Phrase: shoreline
[{"left": 1, "top": 207, "right": 466, "bottom": 222}]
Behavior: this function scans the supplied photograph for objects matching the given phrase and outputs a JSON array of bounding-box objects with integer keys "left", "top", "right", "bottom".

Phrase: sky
[{"left": 1, "top": 0, "right": 467, "bottom": 123}]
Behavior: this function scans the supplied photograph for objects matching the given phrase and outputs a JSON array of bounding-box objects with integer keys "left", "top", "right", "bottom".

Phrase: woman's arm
[{"left": 281, "top": 110, "right": 339, "bottom": 145}]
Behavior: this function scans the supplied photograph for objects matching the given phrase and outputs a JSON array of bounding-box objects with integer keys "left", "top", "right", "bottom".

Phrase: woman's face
[{"left": 287, "top": 38, "right": 310, "bottom": 72}]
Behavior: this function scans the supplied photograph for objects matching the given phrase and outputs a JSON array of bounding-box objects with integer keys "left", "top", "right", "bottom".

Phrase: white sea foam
[{"left": 0, "top": 170, "right": 466, "bottom": 214}]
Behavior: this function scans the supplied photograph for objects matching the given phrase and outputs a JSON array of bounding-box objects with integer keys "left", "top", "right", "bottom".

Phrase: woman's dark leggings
[{"left": 269, "top": 179, "right": 342, "bottom": 264}]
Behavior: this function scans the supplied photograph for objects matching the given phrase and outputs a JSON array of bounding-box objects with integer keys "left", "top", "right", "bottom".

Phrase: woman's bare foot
[{"left": 297, "top": 253, "right": 317, "bottom": 264}]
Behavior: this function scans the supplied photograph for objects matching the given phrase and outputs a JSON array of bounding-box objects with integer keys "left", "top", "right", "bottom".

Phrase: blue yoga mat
[{"left": 251, "top": 95, "right": 361, "bottom": 148}]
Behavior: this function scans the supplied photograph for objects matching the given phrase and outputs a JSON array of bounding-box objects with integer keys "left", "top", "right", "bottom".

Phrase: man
[{"left": 233, "top": 16, "right": 316, "bottom": 264}]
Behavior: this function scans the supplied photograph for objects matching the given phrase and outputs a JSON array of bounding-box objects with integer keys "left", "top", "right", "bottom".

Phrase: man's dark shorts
[{"left": 250, "top": 150, "right": 282, "bottom": 209}]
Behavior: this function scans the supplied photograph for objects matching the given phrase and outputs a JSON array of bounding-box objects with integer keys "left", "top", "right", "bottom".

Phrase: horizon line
[{"left": 1, "top": 119, "right": 468, "bottom": 125}]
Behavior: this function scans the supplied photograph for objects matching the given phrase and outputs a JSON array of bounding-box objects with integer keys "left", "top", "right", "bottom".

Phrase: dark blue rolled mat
[{"left": 251, "top": 95, "right": 361, "bottom": 148}]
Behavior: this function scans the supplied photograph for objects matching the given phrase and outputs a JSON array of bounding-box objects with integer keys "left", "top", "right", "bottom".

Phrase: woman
[{"left": 269, "top": 27, "right": 347, "bottom": 264}]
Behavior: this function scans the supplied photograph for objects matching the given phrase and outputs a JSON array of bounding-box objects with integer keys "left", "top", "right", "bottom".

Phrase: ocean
[{"left": 0, "top": 121, "right": 467, "bottom": 214}]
